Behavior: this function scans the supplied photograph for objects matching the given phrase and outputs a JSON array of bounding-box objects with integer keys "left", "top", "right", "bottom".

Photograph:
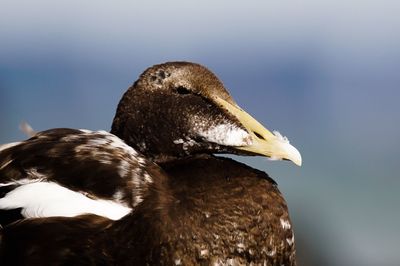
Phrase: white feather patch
[
  {"left": 0, "top": 142, "right": 21, "bottom": 152},
  {"left": 198, "top": 124, "right": 251, "bottom": 146},
  {"left": 280, "top": 218, "right": 291, "bottom": 230},
  {"left": 0, "top": 178, "right": 39, "bottom": 187},
  {"left": 0, "top": 182, "right": 132, "bottom": 220},
  {"left": 272, "top": 130, "right": 289, "bottom": 143}
]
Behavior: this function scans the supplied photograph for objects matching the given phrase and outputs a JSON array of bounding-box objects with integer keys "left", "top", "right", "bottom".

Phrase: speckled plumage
[
  {"left": 155, "top": 156, "right": 296, "bottom": 265},
  {"left": 1, "top": 156, "right": 295, "bottom": 266},
  {"left": 0, "top": 62, "right": 298, "bottom": 265},
  {"left": 0, "top": 129, "right": 153, "bottom": 223}
]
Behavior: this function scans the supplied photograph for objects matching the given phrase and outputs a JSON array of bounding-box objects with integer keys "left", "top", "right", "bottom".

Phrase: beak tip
[
  {"left": 293, "top": 155, "right": 302, "bottom": 166},
  {"left": 289, "top": 145, "right": 302, "bottom": 167}
]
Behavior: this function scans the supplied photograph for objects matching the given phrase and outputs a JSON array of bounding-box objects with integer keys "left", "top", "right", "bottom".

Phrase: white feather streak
[{"left": 0, "top": 182, "right": 131, "bottom": 220}]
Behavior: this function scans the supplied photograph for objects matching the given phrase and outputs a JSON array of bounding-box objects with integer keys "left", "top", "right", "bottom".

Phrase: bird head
[{"left": 111, "top": 62, "right": 301, "bottom": 166}]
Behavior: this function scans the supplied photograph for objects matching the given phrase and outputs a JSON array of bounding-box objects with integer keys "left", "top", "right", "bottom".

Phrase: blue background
[{"left": 1, "top": 1, "right": 399, "bottom": 265}]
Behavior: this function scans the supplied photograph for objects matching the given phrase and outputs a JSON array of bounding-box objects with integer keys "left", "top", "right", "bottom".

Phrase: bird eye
[{"left": 175, "top": 86, "right": 191, "bottom": 95}]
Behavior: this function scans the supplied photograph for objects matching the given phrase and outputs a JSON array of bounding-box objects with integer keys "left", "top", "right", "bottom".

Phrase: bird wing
[{"left": 0, "top": 128, "right": 151, "bottom": 223}]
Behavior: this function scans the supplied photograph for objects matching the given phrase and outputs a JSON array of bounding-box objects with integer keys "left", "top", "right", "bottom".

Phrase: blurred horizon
[{"left": 1, "top": 1, "right": 399, "bottom": 265}]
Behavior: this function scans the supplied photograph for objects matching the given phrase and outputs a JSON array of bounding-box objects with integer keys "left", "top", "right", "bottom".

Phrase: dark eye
[{"left": 175, "top": 86, "right": 191, "bottom": 95}]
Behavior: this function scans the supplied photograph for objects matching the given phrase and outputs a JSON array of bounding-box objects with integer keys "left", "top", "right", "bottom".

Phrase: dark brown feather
[{"left": 0, "top": 156, "right": 295, "bottom": 265}]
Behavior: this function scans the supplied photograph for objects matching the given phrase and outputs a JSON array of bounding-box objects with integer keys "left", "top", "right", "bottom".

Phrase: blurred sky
[{"left": 1, "top": 1, "right": 399, "bottom": 265}]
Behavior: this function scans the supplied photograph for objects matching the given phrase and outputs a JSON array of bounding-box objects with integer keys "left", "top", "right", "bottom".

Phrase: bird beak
[{"left": 214, "top": 97, "right": 302, "bottom": 166}]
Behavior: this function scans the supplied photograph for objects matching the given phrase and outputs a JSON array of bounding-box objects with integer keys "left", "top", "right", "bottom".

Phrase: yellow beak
[{"left": 214, "top": 97, "right": 302, "bottom": 166}]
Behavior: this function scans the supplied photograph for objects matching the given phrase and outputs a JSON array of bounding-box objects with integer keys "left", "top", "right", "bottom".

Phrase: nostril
[{"left": 253, "top": 132, "right": 265, "bottom": 140}]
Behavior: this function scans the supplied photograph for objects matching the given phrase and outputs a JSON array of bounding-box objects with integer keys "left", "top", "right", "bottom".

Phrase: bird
[{"left": 0, "top": 62, "right": 301, "bottom": 265}]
